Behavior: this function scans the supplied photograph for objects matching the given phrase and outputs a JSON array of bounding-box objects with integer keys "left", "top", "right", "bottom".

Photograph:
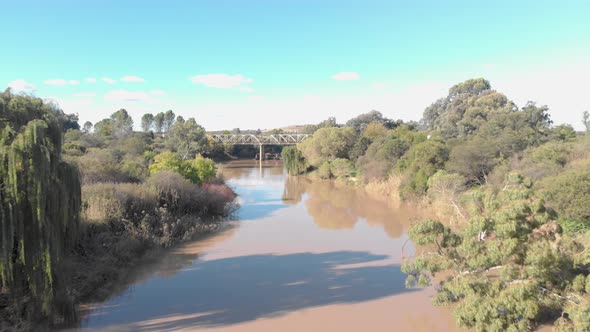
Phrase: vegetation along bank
[
  {"left": 0, "top": 89, "right": 237, "bottom": 330},
  {"left": 283, "top": 78, "right": 590, "bottom": 331}
]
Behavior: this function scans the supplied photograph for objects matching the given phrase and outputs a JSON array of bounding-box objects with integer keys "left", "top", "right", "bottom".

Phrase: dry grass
[{"left": 363, "top": 174, "right": 403, "bottom": 207}]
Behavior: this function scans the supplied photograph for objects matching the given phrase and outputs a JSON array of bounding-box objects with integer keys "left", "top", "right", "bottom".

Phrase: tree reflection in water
[{"left": 282, "top": 176, "right": 422, "bottom": 238}]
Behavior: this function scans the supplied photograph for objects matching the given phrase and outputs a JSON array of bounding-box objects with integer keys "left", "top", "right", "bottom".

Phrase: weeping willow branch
[{"left": 0, "top": 92, "right": 81, "bottom": 320}]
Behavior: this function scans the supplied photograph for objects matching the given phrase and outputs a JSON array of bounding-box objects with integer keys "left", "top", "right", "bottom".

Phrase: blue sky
[{"left": 2, "top": 0, "right": 590, "bottom": 130}]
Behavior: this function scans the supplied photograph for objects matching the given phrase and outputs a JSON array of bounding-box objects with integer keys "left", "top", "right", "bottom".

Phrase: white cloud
[
  {"left": 150, "top": 89, "right": 166, "bottom": 96},
  {"left": 69, "top": 80, "right": 80, "bottom": 85},
  {"left": 121, "top": 75, "right": 145, "bottom": 83},
  {"left": 44, "top": 79, "right": 68, "bottom": 86},
  {"left": 104, "top": 90, "right": 159, "bottom": 103},
  {"left": 102, "top": 77, "right": 116, "bottom": 84},
  {"left": 75, "top": 92, "right": 96, "bottom": 97},
  {"left": 331, "top": 72, "right": 360, "bottom": 81},
  {"left": 239, "top": 87, "right": 254, "bottom": 92},
  {"left": 190, "top": 73, "right": 253, "bottom": 89},
  {"left": 7, "top": 79, "right": 35, "bottom": 92},
  {"left": 86, "top": 77, "right": 97, "bottom": 83}
]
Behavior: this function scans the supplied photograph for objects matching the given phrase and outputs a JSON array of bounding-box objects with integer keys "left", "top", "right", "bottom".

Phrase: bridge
[{"left": 207, "top": 134, "right": 310, "bottom": 161}]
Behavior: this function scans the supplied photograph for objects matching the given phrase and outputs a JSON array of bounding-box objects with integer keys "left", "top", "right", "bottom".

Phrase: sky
[{"left": 2, "top": 0, "right": 590, "bottom": 130}]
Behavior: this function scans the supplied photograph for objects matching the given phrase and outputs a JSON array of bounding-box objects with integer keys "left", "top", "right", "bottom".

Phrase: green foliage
[
  {"left": 348, "top": 136, "right": 371, "bottom": 162},
  {"left": 582, "top": 111, "right": 589, "bottom": 132},
  {"left": 110, "top": 109, "right": 133, "bottom": 138},
  {"left": 298, "top": 127, "right": 357, "bottom": 167},
  {"left": 421, "top": 78, "right": 516, "bottom": 137},
  {"left": 149, "top": 151, "right": 183, "bottom": 175},
  {"left": 356, "top": 126, "right": 420, "bottom": 181},
  {"left": 149, "top": 151, "right": 216, "bottom": 184},
  {"left": 540, "top": 169, "right": 590, "bottom": 222},
  {"left": 154, "top": 112, "right": 165, "bottom": 133},
  {"left": 302, "top": 117, "right": 338, "bottom": 134},
  {"left": 282, "top": 146, "right": 308, "bottom": 175},
  {"left": 166, "top": 117, "right": 207, "bottom": 160},
  {"left": 330, "top": 158, "right": 355, "bottom": 178},
  {"left": 94, "top": 118, "right": 113, "bottom": 137},
  {"left": 189, "top": 154, "right": 217, "bottom": 184},
  {"left": 396, "top": 138, "right": 449, "bottom": 197},
  {"left": 141, "top": 113, "right": 154, "bottom": 132},
  {"left": 163, "top": 110, "right": 175, "bottom": 132},
  {"left": 403, "top": 174, "right": 588, "bottom": 331},
  {"left": 345, "top": 110, "right": 396, "bottom": 134},
  {"left": 0, "top": 91, "right": 81, "bottom": 320},
  {"left": 82, "top": 121, "right": 93, "bottom": 133},
  {"left": 317, "top": 161, "right": 332, "bottom": 179}
]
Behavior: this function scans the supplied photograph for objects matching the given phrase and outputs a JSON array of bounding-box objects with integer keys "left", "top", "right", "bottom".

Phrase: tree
[
  {"left": 330, "top": 158, "right": 355, "bottom": 178},
  {"left": 110, "top": 109, "right": 133, "bottom": 138},
  {"left": 403, "top": 174, "right": 588, "bottom": 331},
  {"left": 0, "top": 91, "right": 81, "bottom": 320},
  {"left": 163, "top": 110, "right": 175, "bottom": 132},
  {"left": 362, "top": 122, "right": 388, "bottom": 140},
  {"left": 396, "top": 138, "right": 449, "bottom": 197},
  {"left": 298, "top": 127, "right": 357, "bottom": 167},
  {"left": 583, "top": 111, "right": 590, "bottom": 132},
  {"left": 282, "top": 146, "right": 308, "bottom": 175},
  {"left": 59, "top": 112, "right": 81, "bottom": 132},
  {"left": 421, "top": 78, "right": 517, "bottom": 137},
  {"left": 154, "top": 112, "right": 165, "bottom": 133},
  {"left": 166, "top": 117, "right": 208, "bottom": 160},
  {"left": 346, "top": 110, "right": 395, "bottom": 134},
  {"left": 302, "top": 117, "right": 338, "bottom": 134},
  {"left": 94, "top": 118, "right": 113, "bottom": 137},
  {"left": 82, "top": 121, "right": 93, "bottom": 133},
  {"left": 141, "top": 113, "right": 154, "bottom": 132}
]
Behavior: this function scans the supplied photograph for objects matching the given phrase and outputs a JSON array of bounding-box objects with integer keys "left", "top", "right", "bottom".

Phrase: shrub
[
  {"left": 540, "top": 169, "right": 590, "bottom": 222},
  {"left": 396, "top": 138, "right": 449, "bottom": 198},
  {"left": 317, "top": 161, "right": 332, "bottom": 179},
  {"left": 77, "top": 148, "right": 137, "bottom": 183},
  {"left": 330, "top": 158, "right": 355, "bottom": 178},
  {"left": 149, "top": 151, "right": 217, "bottom": 184}
]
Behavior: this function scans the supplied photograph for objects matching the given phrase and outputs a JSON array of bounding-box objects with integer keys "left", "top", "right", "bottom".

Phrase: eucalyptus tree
[
  {"left": 154, "top": 112, "right": 165, "bottom": 133},
  {"left": 141, "top": 113, "right": 154, "bottom": 132}
]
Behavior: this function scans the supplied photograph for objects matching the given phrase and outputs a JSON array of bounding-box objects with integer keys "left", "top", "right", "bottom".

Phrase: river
[{"left": 73, "top": 161, "right": 461, "bottom": 332}]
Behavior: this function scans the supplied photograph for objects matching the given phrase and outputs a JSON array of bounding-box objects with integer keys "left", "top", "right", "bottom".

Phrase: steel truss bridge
[{"left": 207, "top": 134, "right": 310, "bottom": 161}]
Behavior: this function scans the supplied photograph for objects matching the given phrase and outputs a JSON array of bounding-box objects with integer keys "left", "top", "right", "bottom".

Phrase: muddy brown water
[{"left": 71, "top": 160, "right": 462, "bottom": 332}]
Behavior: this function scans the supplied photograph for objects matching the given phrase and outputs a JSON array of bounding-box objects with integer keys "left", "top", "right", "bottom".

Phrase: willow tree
[
  {"left": 282, "top": 146, "right": 308, "bottom": 176},
  {"left": 0, "top": 89, "right": 81, "bottom": 320}
]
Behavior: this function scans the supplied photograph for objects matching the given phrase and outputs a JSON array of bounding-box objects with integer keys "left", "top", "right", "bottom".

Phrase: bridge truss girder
[{"left": 208, "top": 134, "right": 310, "bottom": 146}]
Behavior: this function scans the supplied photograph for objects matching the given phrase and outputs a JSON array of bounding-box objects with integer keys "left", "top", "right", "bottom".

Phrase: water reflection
[
  {"left": 224, "top": 162, "right": 422, "bottom": 238},
  {"left": 80, "top": 251, "right": 412, "bottom": 331},
  {"left": 73, "top": 162, "right": 435, "bottom": 332}
]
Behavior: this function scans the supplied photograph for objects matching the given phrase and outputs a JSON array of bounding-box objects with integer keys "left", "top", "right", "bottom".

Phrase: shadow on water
[{"left": 83, "top": 251, "right": 414, "bottom": 331}]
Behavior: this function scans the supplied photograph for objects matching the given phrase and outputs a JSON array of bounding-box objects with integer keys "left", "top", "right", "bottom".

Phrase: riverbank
[
  {"left": 64, "top": 176, "right": 238, "bottom": 323},
  {"left": 71, "top": 161, "right": 464, "bottom": 332},
  {"left": 0, "top": 173, "right": 238, "bottom": 332}
]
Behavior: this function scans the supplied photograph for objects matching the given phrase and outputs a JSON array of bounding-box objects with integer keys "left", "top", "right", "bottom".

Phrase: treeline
[
  {"left": 0, "top": 89, "right": 236, "bottom": 330},
  {"left": 283, "top": 78, "right": 590, "bottom": 331}
]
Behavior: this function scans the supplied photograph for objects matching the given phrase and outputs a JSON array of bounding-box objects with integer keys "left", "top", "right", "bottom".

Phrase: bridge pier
[{"left": 259, "top": 144, "right": 264, "bottom": 162}]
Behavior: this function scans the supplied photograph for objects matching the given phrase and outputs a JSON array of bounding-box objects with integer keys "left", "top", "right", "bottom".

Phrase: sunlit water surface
[{"left": 72, "top": 161, "right": 460, "bottom": 332}]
